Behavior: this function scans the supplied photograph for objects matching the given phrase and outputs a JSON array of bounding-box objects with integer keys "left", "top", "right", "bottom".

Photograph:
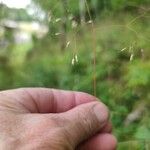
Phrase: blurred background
[{"left": 0, "top": 0, "right": 150, "bottom": 149}]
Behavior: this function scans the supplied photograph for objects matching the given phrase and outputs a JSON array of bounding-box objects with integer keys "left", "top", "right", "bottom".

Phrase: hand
[{"left": 0, "top": 88, "right": 117, "bottom": 150}]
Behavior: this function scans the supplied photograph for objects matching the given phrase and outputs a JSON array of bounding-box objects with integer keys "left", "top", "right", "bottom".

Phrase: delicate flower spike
[
  {"left": 72, "top": 58, "right": 75, "bottom": 65},
  {"left": 87, "top": 20, "right": 93, "bottom": 24},
  {"left": 71, "top": 54, "right": 78, "bottom": 65},
  {"left": 72, "top": 21, "right": 78, "bottom": 28},
  {"left": 130, "top": 53, "right": 134, "bottom": 61},
  {"left": 55, "top": 33, "right": 62, "bottom": 36},
  {"left": 55, "top": 18, "right": 61, "bottom": 23},
  {"left": 66, "top": 41, "right": 71, "bottom": 48},
  {"left": 75, "top": 54, "right": 78, "bottom": 62},
  {"left": 121, "top": 47, "right": 127, "bottom": 51}
]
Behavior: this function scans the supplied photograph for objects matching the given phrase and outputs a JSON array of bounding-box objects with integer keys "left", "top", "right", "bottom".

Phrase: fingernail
[{"left": 94, "top": 103, "right": 109, "bottom": 125}]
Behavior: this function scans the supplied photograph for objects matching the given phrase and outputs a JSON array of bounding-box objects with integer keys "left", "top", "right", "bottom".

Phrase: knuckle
[{"left": 75, "top": 107, "right": 97, "bottom": 137}]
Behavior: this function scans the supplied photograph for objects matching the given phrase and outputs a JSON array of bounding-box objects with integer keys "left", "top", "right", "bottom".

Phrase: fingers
[
  {"left": 78, "top": 133, "right": 117, "bottom": 150},
  {"left": 100, "top": 121, "right": 112, "bottom": 133},
  {"left": 0, "top": 88, "right": 98, "bottom": 113},
  {"left": 59, "top": 102, "right": 109, "bottom": 147}
]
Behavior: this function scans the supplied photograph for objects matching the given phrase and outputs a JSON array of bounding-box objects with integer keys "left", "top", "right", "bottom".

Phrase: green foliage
[
  {"left": 135, "top": 126, "right": 150, "bottom": 140},
  {"left": 110, "top": 0, "right": 149, "bottom": 11},
  {"left": 118, "top": 141, "right": 146, "bottom": 150},
  {"left": 33, "top": 0, "right": 149, "bottom": 18},
  {"left": 126, "top": 61, "right": 150, "bottom": 87}
]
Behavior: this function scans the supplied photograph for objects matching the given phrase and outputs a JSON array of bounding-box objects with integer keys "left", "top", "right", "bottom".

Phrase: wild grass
[{"left": 0, "top": 11, "right": 149, "bottom": 150}]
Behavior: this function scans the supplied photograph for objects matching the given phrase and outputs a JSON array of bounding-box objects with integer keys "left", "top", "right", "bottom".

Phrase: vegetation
[{"left": 0, "top": 0, "right": 150, "bottom": 149}]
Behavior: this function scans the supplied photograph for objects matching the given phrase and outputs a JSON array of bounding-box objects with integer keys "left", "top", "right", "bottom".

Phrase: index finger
[{"left": 0, "top": 88, "right": 98, "bottom": 113}]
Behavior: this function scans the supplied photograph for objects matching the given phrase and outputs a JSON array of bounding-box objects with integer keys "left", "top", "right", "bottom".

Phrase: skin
[{"left": 0, "top": 88, "right": 117, "bottom": 150}]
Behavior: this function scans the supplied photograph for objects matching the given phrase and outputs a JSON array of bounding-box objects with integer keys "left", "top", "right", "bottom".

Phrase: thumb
[{"left": 60, "top": 102, "right": 109, "bottom": 147}]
